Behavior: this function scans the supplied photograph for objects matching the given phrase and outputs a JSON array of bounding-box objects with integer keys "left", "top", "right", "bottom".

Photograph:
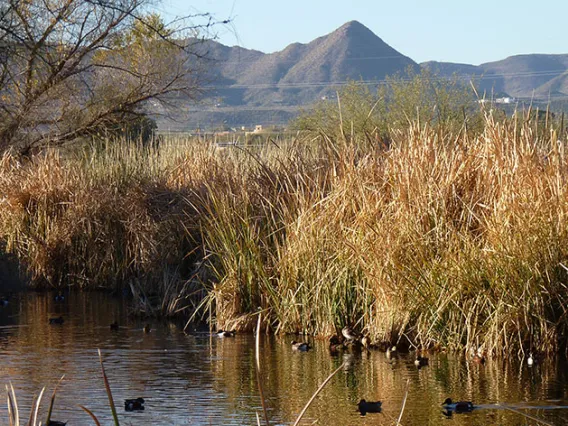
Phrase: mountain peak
[
  {"left": 338, "top": 20, "right": 370, "bottom": 32},
  {"left": 331, "top": 20, "right": 381, "bottom": 41}
]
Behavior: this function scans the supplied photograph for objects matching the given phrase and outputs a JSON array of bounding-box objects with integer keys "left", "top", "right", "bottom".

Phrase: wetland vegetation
[{"left": 1, "top": 85, "right": 568, "bottom": 358}]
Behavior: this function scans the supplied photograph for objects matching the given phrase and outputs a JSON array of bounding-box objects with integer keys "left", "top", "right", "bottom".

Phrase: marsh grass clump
[
  {"left": 0, "top": 140, "right": 205, "bottom": 315},
  {"left": 195, "top": 111, "right": 568, "bottom": 355},
  {"left": 1, "top": 108, "right": 568, "bottom": 355}
]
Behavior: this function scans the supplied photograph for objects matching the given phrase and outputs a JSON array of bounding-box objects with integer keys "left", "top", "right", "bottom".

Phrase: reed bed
[{"left": 1, "top": 112, "right": 568, "bottom": 355}]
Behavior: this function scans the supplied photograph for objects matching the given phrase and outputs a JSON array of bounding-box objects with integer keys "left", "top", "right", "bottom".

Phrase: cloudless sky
[{"left": 157, "top": 0, "right": 567, "bottom": 65}]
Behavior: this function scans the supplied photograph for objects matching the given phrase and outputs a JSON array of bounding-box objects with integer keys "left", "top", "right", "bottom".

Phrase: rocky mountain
[
  {"left": 160, "top": 22, "right": 567, "bottom": 131},
  {"left": 209, "top": 21, "right": 417, "bottom": 106},
  {"left": 164, "top": 21, "right": 418, "bottom": 130},
  {"left": 422, "top": 54, "right": 568, "bottom": 99}
]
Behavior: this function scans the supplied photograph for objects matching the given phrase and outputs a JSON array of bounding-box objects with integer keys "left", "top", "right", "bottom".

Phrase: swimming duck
[
  {"left": 124, "top": 397, "right": 145, "bottom": 411},
  {"left": 442, "top": 398, "right": 475, "bottom": 413},
  {"left": 341, "top": 326, "right": 359, "bottom": 341},
  {"left": 329, "top": 335, "right": 343, "bottom": 354},
  {"left": 49, "top": 316, "right": 64, "bottom": 325},
  {"left": 217, "top": 330, "right": 236, "bottom": 337},
  {"left": 361, "top": 336, "right": 371, "bottom": 349},
  {"left": 54, "top": 292, "right": 65, "bottom": 302},
  {"left": 291, "top": 340, "right": 311, "bottom": 352},
  {"left": 110, "top": 321, "right": 119, "bottom": 331},
  {"left": 414, "top": 355, "right": 429, "bottom": 367},
  {"left": 527, "top": 353, "right": 534, "bottom": 366},
  {"left": 47, "top": 421, "right": 67, "bottom": 426},
  {"left": 0, "top": 296, "right": 8, "bottom": 307},
  {"left": 386, "top": 346, "right": 397, "bottom": 359},
  {"left": 143, "top": 324, "right": 151, "bottom": 333},
  {"left": 358, "top": 399, "right": 382, "bottom": 415},
  {"left": 470, "top": 347, "right": 486, "bottom": 364}
]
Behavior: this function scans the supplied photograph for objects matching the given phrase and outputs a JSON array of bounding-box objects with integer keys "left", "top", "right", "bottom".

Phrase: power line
[{"left": 201, "top": 68, "right": 568, "bottom": 91}]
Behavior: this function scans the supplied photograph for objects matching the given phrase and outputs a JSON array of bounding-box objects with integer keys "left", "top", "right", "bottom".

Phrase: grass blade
[
  {"left": 30, "top": 387, "right": 45, "bottom": 426},
  {"left": 45, "top": 375, "right": 65, "bottom": 426},
  {"left": 255, "top": 313, "right": 270, "bottom": 426},
  {"left": 98, "top": 349, "right": 120, "bottom": 426},
  {"left": 8, "top": 383, "right": 19, "bottom": 426},
  {"left": 396, "top": 378, "right": 410, "bottom": 425},
  {"left": 500, "top": 405, "right": 554, "bottom": 426},
  {"left": 292, "top": 362, "right": 346, "bottom": 426},
  {"left": 78, "top": 405, "right": 102, "bottom": 426},
  {"left": 6, "top": 385, "right": 15, "bottom": 426}
]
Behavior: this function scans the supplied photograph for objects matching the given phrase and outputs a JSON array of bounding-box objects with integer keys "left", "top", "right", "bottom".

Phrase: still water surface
[{"left": 1, "top": 292, "right": 568, "bottom": 425}]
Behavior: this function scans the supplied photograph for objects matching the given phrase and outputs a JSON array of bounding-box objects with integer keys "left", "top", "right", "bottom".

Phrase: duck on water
[
  {"left": 125, "top": 397, "right": 145, "bottom": 411},
  {"left": 442, "top": 398, "right": 475, "bottom": 413},
  {"left": 358, "top": 399, "right": 382, "bottom": 415},
  {"left": 291, "top": 340, "right": 311, "bottom": 351}
]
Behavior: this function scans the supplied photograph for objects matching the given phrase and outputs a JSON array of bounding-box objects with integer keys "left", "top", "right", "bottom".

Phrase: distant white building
[{"left": 495, "top": 97, "right": 514, "bottom": 104}]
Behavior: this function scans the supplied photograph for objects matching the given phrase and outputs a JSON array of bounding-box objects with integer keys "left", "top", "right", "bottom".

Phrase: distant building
[
  {"left": 495, "top": 97, "right": 514, "bottom": 104},
  {"left": 478, "top": 97, "right": 515, "bottom": 105}
]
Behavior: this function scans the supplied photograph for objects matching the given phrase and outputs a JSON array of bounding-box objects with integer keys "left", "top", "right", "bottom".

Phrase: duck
[
  {"left": 442, "top": 398, "right": 475, "bottom": 413},
  {"left": 124, "top": 397, "right": 145, "bottom": 411},
  {"left": 291, "top": 340, "right": 311, "bottom": 352},
  {"left": 386, "top": 346, "right": 397, "bottom": 359},
  {"left": 49, "top": 316, "right": 64, "bottom": 325},
  {"left": 143, "top": 324, "right": 151, "bottom": 333},
  {"left": 0, "top": 296, "right": 8, "bottom": 307},
  {"left": 329, "top": 335, "right": 343, "bottom": 355},
  {"left": 527, "top": 353, "right": 534, "bottom": 366},
  {"left": 361, "top": 336, "right": 371, "bottom": 349},
  {"left": 358, "top": 399, "right": 382, "bottom": 415},
  {"left": 217, "top": 330, "right": 236, "bottom": 338},
  {"left": 472, "top": 353, "right": 486, "bottom": 364},
  {"left": 47, "top": 421, "right": 67, "bottom": 426},
  {"left": 54, "top": 292, "right": 65, "bottom": 302},
  {"left": 469, "top": 346, "right": 486, "bottom": 364},
  {"left": 341, "top": 326, "right": 359, "bottom": 341},
  {"left": 414, "top": 355, "right": 429, "bottom": 367},
  {"left": 110, "top": 321, "right": 119, "bottom": 331}
]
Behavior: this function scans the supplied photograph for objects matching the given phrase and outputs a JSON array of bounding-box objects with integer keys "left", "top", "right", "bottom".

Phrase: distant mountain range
[
  {"left": 159, "top": 21, "right": 568, "bottom": 131},
  {"left": 422, "top": 54, "right": 568, "bottom": 99}
]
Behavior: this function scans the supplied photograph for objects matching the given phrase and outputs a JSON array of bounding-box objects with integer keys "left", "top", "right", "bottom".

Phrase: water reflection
[{"left": 0, "top": 292, "right": 567, "bottom": 425}]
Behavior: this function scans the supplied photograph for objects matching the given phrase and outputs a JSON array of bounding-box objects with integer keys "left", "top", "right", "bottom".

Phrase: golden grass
[{"left": 1, "top": 112, "right": 567, "bottom": 355}]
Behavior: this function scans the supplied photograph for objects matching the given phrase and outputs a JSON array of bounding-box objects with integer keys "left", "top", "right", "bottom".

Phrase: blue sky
[{"left": 157, "top": 0, "right": 567, "bottom": 65}]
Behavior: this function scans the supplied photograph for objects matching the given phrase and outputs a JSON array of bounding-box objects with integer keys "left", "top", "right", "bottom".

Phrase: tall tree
[{"left": 0, "top": 0, "right": 222, "bottom": 153}]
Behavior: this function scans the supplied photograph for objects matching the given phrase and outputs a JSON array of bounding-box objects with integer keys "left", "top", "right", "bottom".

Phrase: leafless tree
[{"left": 0, "top": 0, "right": 224, "bottom": 154}]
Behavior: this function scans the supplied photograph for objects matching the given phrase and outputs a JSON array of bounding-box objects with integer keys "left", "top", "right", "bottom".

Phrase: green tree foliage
[
  {"left": 294, "top": 83, "right": 387, "bottom": 143},
  {"left": 382, "top": 67, "right": 483, "bottom": 135},
  {"left": 294, "top": 68, "right": 484, "bottom": 143}
]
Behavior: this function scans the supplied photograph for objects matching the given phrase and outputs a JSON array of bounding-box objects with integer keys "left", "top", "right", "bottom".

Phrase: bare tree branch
[{"left": 0, "top": 0, "right": 226, "bottom": 153}]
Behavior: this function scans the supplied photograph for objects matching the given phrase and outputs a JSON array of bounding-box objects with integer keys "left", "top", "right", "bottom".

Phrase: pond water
[{"left": 0, "top": 292, "right": 568, "bottom": 425}]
